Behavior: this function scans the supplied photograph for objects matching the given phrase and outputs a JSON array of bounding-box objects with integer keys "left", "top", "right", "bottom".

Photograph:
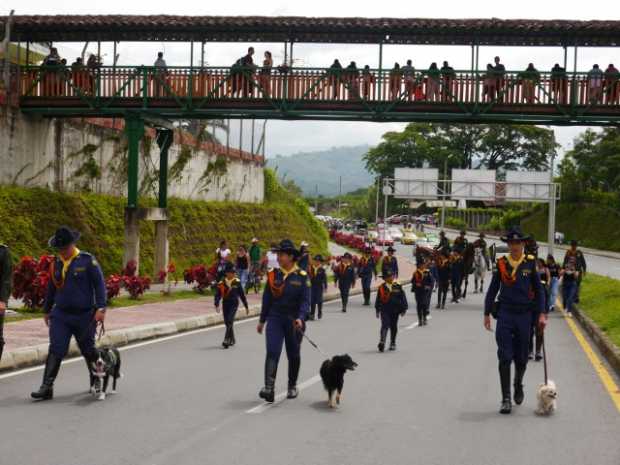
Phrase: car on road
[
  {"left": 387, "top": 214, "right": 401, "bottom": 224},
  {"left": 413, "top": 233, "right": 440, "bottom": 251},
  {"left": 388, "top": 227, "right": 403, "bottom": 242},
  {"left": 375, "top": 231, "right": 394, "bottom": 246},
  {"left": 402, "top": 231, "right": 418, "bottom": 245}
]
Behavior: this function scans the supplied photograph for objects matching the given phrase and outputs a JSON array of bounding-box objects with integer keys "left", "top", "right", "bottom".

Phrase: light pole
[
  {"left": 547, "top": 153, "right": 557, "bottom": 256},
  {"left": 440, "top": 157, "right": 448, "bottom": 229}
]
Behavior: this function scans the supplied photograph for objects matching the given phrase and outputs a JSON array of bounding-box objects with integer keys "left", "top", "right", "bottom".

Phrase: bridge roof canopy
[{"left": 2, "top": 15, "right": 620, "bottom": 46}]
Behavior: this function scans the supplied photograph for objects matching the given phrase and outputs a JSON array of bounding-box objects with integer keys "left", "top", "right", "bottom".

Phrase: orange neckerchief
[
  {"left": 267, "top": 270, "right": 285, "bottom": 298},
  {"left": 309, "top": 265, "right": 321, "bottom": 279},
  {"left": 498, "top": 256, "right": 520, "bottom": 286},
  {"left": 413, "top": 268, "right": 426, "bottom": 286},
  {"left": 338, "top": 262, "right": 350, "bottom": 275},
  {"left": 217, "top": 281, "right": 232, "bottom": 300},
  {"left": 378, "top": 283, "right": 392, "bottom": 304},
  {"left": 360, "top": 257, "right": 369, "bottom": 267},
  {"left": 437, "top": 256, "right": 448, "bottom": 268}
]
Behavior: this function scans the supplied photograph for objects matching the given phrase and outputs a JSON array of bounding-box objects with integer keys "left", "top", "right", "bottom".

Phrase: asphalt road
[
  {"left": 423, "top": 226, "right": 620, "bottom": 280},
  {"left": 1, "top": 280, "right": 619, "bottom": 464}
]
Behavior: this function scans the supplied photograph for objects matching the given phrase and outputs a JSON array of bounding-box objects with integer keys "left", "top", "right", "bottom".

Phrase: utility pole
[
  {"left": 338, "top": 176, "right": 342, "bottom": 218},
  {"left": 375, "top": 177, "right": 380, "bottom": 226},
  {"left": 315, "top": 184, "right": 319, "bottom": 214},
  {"left": 547, "top": 153, "right": 557, "bottom": 256}
]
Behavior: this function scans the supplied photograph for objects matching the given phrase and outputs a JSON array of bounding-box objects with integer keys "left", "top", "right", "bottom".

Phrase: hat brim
[
  {"left": 48, "top": 231, "right": 81, "bottom": 249},
  {"left": 275, "top": 247, "right": 301, "bottom": 257},
  {"left": 500, "top": 234, "right": 530, "bottom": 243}
]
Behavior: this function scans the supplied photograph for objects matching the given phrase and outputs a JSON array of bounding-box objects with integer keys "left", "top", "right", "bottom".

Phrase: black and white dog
[
  {"left": 320, "top": 354, "right": 358, "bottom": 408},
  {"left": 90, "top": 347, "right": 122, "bottom": 400}
]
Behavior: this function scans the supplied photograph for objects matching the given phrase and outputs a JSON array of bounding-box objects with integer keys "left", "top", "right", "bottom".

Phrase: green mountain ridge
[{"left": 266, "top": 145, "right": 374, "bottom": 196}]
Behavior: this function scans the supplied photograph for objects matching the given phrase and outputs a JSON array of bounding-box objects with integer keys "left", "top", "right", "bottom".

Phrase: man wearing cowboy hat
[
  {"left": 484, "top": 227, "right": 546, "bottom": 414},
  {"left": 358, "top": 247, "right": 377, "bottom": 306},
  {"left": 434, "top": 230, "right": 450, "bottom": 252},
  {"left": 381, "top": 246, "right": 399, "bottom": 279},
  {"left": 257, "top": 239, "right": 310, "bottom": 402},
  {"left": 308, "top": 255, "right": 328, "bottom": 320},
  {"left": 473, "top": 232, "right": 491, "bottom": 270},
  {"left": 249, "top": 237, "right": 262, "bottom": 272},
  {"left": 453, "top": 230, "right": 468, "bottom": 255},
  {"left": 0, "top": 242, "right": 12, "bottom": 363},
  {"left": 31, "top": 226, "right": 107, "bottom": 401},
  {"left": 562, "top": 239, "right": 587, "bottom": 303},
  {"left": 334, "top": 252, "right": 356, "bottom": 312},
  {"left": 298, "top": 241, "right": 310, "bottom": 272},
  {"left": 375, "top": 269, "right": 408, "bottom": 351}
]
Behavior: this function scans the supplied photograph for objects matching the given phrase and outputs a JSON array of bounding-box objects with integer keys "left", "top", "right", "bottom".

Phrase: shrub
[
  {"left": 446, "top": 217, "right": 467, "bottom": 230},
  {"left": 11, "top": 255, "right": 54, "bottom": 309}
]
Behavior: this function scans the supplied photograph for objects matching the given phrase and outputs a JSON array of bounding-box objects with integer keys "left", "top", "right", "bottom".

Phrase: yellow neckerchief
[
  {"left": 224, "top": 277, "right": 236, "bottom": 288},
  {"left": 385, "top": 281, "right": 393, "bottom": 292},
  {"left": 506, "top": 252, "right": 525, "bottom": 278},
  {"left": 60, "top": 247, "right": 80, "bottom": 279},
  {"left": 280, "top": 264, "right": 299, "bottom": 281}
]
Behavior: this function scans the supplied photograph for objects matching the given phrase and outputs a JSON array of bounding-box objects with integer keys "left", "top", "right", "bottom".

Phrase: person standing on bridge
[
  {"left": 334, "top": 253, "right": 356, "bottom": 313},
  {"left": 31, "top": 227, "right": 107, "bottom": 401},
  {"left": 375, "top": 270, "right": 408, "bottom": 352},
  {"left": 153, "top": 51, "right": 167, "bottom": 97},
  {"left": 381, "top": 246, "right": 399, "bottom": 278},
  {"left": 0, "top": 243, "right": 12, "bottom": 363},
  {"left": 358, "top": 247, "right": 377, "bottom": 306},
  {"left": 389, "top": 63, "right": 402, "bottom": 100},
  {"left": 484, "top": 227, "right": 546, "bottom": 415},
  {"left": 215, "top": 262, "right": 249, "bottom": 348},
  {"left": 493, "top": 56, "right": 506, "bottom": 102},
  {"left": 257, "top": 239, "right": 310, "bottom": 402}
]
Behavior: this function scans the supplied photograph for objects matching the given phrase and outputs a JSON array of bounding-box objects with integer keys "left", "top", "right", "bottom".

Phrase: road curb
[
  {"left": 572, "top": 304, "right": 620, "bottom": 378},
  {"left": 0, "top": 283, "right": 388, "bottom": 374}
]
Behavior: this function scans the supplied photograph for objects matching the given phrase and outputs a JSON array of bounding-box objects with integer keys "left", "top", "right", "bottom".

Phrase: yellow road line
[{"left": 560, "top": 306, "right": 620, "bottom": 413}]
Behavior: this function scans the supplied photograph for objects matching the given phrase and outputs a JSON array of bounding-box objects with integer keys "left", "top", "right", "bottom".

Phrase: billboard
[
  {"left": 451, "top": 169, "right": 496, "bottom": 200},
  {"left": 505, "top": 171, "right": 552, "bottom": 201},
  {"left": 393, "top": 168, "right": 439, "bottom": 199}
]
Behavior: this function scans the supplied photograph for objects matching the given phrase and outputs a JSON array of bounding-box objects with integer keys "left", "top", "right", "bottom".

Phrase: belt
[
  {"left": 57, "top": 307, "right": 93, "bottom": 315},
  {"left": 499, "top": 303, "right": 532, "bottom": 313}
]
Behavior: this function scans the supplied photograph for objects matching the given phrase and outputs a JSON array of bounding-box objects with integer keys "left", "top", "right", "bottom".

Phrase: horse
[
  {"left": 473, "top": 247, "right": 487, "bottom": 293},
  {"left": 460, "top": 243, "right": 475, "bottom": 299}
]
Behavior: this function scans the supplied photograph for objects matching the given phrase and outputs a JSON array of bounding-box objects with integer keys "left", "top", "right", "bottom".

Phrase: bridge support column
[
  {"left": 154, "top": 129, "right": 173, "bottom": 281},
  {"left": 124, "top": 115, "right": 144, "bottom": 271}
]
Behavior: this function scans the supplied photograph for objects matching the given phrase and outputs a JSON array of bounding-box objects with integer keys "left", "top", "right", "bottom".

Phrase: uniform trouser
[
  {"left": 414, "top": 290, "right": 430, "bottom": 323},
  {"left": 0, "top": 314, "right": 5, "bottom": 362},
  {"left": 451, "top": 272, "right": 462, "bottom": 300},
  {"left": 549, "top": 277, "right": 560, "bottom": 310},
  {"left": 310, "top": 290, "right": 324, "bottom": 318},
  {"left": 529, "top": 311, "right": 543, "bottom": 355},
  {"left": 265, "top": 313, "right": 303, "bottom": 387},
  {"left": 49, "top": 308, "right": 97, "bottom": 361},
  {"left": 562, "top": 281, "right": 577, "bottom": 312},
  {"left": 339, "top": 285, "right": 351, "bottom": 309},
  {"left": 437, "top": 280, "right": 449, "bottom": 307},
  {"left": 361, "top": 276, "right": 372, "bottom": 304},
  {"left": 380, "top": 312, "right": 400, "bottom": 344},
  {"left": 496, "top": 309, "right": 532, "bottom": 399},
  {"left": 223, "top": 304, "right": 238, "bottom": 342}
]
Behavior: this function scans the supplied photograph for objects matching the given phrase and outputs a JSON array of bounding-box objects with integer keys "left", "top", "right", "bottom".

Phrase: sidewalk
[{"left": 0, "top": 244, "right": 415, "bottom": 372}]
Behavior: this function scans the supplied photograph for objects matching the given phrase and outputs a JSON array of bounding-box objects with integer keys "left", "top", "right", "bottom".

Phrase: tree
[{"left": 364, "top": 123, "right": 558, "bottom": 179}]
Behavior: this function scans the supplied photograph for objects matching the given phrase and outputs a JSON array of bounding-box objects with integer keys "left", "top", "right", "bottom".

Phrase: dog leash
[
  {"left": 542, "top": 333, "right": 548, "bottom": 385},
  {"left": 302, "top": 332, "right": 329, "bottom": 358},
  {"left": 96, "top": 321, "right": 106, "bottom": 342}
]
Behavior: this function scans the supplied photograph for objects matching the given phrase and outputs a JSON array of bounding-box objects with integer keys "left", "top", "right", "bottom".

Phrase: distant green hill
[{"left": 266, "top": 145, "right": 373, "bottom": 196}]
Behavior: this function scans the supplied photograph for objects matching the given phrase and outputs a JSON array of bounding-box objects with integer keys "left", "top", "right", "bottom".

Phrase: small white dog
[{"left": 536, "top": 380, "right": 557, "bottom": 415}]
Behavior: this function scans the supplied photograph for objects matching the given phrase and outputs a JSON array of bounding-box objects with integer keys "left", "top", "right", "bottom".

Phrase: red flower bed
[
  {"left": 183, "top": 263, "right": 217, "bottom": 293},
  {"left": 106, "top": 274, "right": 122, "bottom": 302},
  {"left": 11, "top": 255, "right": 55, "bottom": 309},
  {"left": 122, "top": 275, "right": 152, "bottom": 299}
]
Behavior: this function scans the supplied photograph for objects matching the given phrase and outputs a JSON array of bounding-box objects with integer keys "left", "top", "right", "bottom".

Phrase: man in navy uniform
[
  {"left": 436, "top": 249, "right": 451, "bottom": 309},
  {"left": 381, "top": 246, "right": 399, "bottom": 278},
  {"left": 214, "top": 262, "right": 249, "bottom": 348},
  {"left": 334, "top": 252, "right": 356, "bottom": 312},
  {"left": 358, "top": 247, "right": 377, "bottom": 306},
  {"left": 308, "top": 255, "right": 328, "bottom": 320},
  {"left": 449, "top": 250, "right": 464, "bottom": 303},
  {"left": 412, "top": 257, "right": 434, "bottom": 326},
  {"left": 563, "top": 240, "right": 587, "bottom": 302},
  {"left": 472, "top": 232, "right": 491, "bottom": 270},
  {"left": 375, "top": 269, "right": 408, "bottom": 351},
  {"left": 0, "top": 243, "right": 12, "bottom": 363},
  {"left": 298, "top": 241, "right": 310, "bottom": 272},
  {"left": 257, "top": 239, "right": 310, "bottom": 402},
  {"left": 31, "top": 227, "right": 107, "bottom": 400},
  {"left": 484, "top": 227, "right": 546, "bottom": 414}
]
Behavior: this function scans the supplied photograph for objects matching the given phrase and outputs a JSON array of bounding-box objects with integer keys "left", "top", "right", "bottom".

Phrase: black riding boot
[
  {"left": 287, "top": 357, "right": 301, "bottom": 398},
  {"left": 342, "top": 295, "right": 348, "bottom": 313},
  {"left": 259, "top": 358, "right": 278, "bottom": 403},
  {"left": 513, "top": 364, "right": 526, "bottom": 405},
  {"left": 363, "top": 288, "right": 370, "bottom": 306},
  {"left": 378, "top": 327, "right": 387, "bottom": 352},
  {"left": 499, "top": 362, "right": 512, "bottom": 414},
  {"left": 31, "top": 353, "right": 62, "bottom": 400},
  {"left": 417, "top": 309, "right": 424, "bottom": 326},
  {"left": 309, "top": 304, "right": 316, "bottom": 321},
  {"left": 389, "top": 329, "right": 397, "bottom": 351},
  {"left": 230, "top": 326, "right": 236, "bottom": 346},
  {"left": 317, "top": 303, "right": 323, "bottom": 320},
  {"left": 222, "top": 325, "right": 231, "bottom": 348}
]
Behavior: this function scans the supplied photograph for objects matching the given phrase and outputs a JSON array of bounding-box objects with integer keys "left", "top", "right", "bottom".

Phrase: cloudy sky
[{"left": 10, "top": 1, "right": 620, "bottom": 157}]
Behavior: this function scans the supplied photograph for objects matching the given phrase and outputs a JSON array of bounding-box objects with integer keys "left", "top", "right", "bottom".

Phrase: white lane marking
[
  {"left": 246, "top": 374, "right": 322, "bottom": 414},
  {"left": 0, "top": 317, "right": 260, "bottom": 381}
]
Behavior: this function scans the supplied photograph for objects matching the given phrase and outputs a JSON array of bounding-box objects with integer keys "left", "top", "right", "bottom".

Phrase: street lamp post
[
  {"left": 548, "top": 153, "right": 557, "bottom": 256},
  {"left": 440, "top": 157, "right": 448, "bottom": 229}
]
